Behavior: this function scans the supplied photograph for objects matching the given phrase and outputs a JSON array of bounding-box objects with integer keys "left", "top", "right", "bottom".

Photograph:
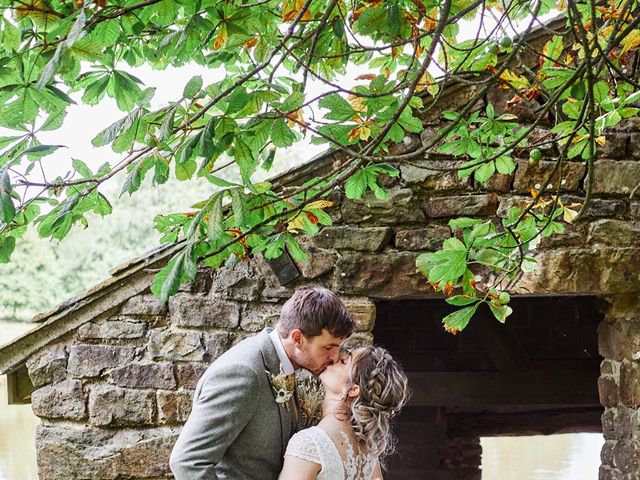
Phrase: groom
[{"left": 170, "top": 286, "right": 355, "bottom": 480}]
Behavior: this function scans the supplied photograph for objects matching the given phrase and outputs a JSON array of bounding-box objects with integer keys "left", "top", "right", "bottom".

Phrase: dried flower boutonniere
[
  {"left": 297, "top": 374, "right": 325, "bottom": 428},
  {"left": 266, "top": 367, "right": 296, "bottom": 411}
]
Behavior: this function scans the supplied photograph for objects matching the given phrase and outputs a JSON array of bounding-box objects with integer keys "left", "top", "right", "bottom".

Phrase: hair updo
[{"left": 346, "top": 346, "right": 410, "bottom": 463}]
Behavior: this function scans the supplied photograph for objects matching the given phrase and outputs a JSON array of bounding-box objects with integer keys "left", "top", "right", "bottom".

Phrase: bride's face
[{"left": 319, "top": 347, "right": 364, "bottom": 396}]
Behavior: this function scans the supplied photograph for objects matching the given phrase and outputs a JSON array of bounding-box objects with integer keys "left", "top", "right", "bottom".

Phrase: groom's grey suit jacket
[{"left": 170, "top": 328, "right": 298, "bottom": 480}]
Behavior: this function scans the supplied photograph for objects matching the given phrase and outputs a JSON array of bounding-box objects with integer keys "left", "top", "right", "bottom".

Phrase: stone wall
[{"left": 598, "top": 294, "right": 640, "bottom": 480}]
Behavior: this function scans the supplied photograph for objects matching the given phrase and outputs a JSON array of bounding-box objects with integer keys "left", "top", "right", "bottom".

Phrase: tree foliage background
[{"left": 1, "top": 0, "right": 639, "bottom": 331}]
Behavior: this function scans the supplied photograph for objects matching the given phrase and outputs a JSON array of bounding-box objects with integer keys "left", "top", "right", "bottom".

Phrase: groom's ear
[{"left": 290, "top": 329, "right": 304, "bottom": 347}]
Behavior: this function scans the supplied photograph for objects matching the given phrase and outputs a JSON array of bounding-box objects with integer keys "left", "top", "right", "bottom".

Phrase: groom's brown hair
[{"left": 277, "top": 286, "right": 354, "bottom": 338}]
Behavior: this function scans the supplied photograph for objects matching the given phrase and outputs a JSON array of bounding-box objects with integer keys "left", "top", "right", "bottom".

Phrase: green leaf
[
  {"left": 446, "top": 295, "right": 479, "bottom": 306},
  {"left": 495, "top": 156, "right": 516, "bottom": 174},
  {"left": 449, "top": 218, "right": 482, "bottom": 229},
  {"left": 72, "top": 158, "right": 93, "bottom": 178},
  {"left": 183, "top": 75, "right": 203, "bottom": 99},
  {"left": 474, "top": 162, "right": 495, "bottom": 182},
  {"left": 271, "top": 117, "right": 296, "bottom": 148},
  {"left": 344, "top": 169, "right": 368, "bottom": 199},
  {"left": 319, "top": 94, "right": 356, "bottom": 121},
  {"left": 286, "top": 235, "right": 308, "bottom": 261},
  {"left": 207, "top": 193, "right": 224, "bottom": 244},
  {"left": 233, "top": 138, "right": 258, "bottom": 182},
  {"left": 489, "top": 302, "right": 513, "bottom": 323},
  {"left": 0, "top": 235, "right": 16, "bottom": 263},
  {"left": 442, "top": 304, "right": 479, "bottom": 333},
  {"left": 0, "top": 168, "right": 15, "bottom": 223}
]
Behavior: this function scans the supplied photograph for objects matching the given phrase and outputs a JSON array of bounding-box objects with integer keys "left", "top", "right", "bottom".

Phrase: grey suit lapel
[{"left": 257, "top": 329, "right": 292, "bottom": 458}]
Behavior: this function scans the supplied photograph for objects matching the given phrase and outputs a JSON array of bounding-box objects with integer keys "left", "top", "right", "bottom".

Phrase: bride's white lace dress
[{"left": 285, "top": 426, "right": 377, "bottom": 480}]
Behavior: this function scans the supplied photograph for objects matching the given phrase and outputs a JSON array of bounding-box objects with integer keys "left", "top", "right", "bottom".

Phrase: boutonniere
[
  {"left": 297, "top": 374, "right": 325, "bottom": 428},
  {"left": 266, "top": 367, "right": 296, "bottom": 411}
]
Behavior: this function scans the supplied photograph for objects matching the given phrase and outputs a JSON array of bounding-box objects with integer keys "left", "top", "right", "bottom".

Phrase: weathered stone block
[
  {"left": 513, "top": 160, "right": 585, "bottom": 192},
  {"left": 342, "top": 297, "right": 376, "bottom": 332},
  {"left": 599, "top": 132, "right": 628, "bottom": 159},
  {"left": 296, "top": 247, "right": 337, "bottom": 279},
  {"left": 613, "top": 439, "right": 640, "bottom": 474},
  {"left": 240, "top": 302, "right": 281, "bottom": 331},
  {"left": 599, "top": 320, "right": 640, "bottom": 362},
  {"left": 313, "top": 226, "right": 392, "bottom": 252},
  {"left": 588, "top": 220, "right": 640, "bottom": 246},
  {"left": 77, "top": 320, "right": 146, "bottom": 340},
  {"left": 32, "top": 380, "right": 86, "bottom": 420},
  {"left": 496, "top": 196, "right": 531, "bottom": 218},
  {"left": 602, "top": 409, "right": 615, "bottom": 440},
  {"left": 342, "top": 188, "right": 427, "bottom": 225},
  {"left": 598, "top": 376, "right": 619, "bottom": 407},
  {"left": 424, "top": 194, "right": 498, "bottom": 218},
  {"left": 400, "top": 160, "right": 470, "bottom": 190},
  {"left": 68, "top": 344, "right": 136, "bottom": 378},
  {"left": 560, "top": 196, "right": 627, "bottom": 219},
  {"left": 632, "top": 201, "right": 640, "bottom": 219},
  {"left": 538, "top": 224, "right": 587, "bottom": 249},
  {"left": 593, "top": 161, "right": 640, "bottom": 195},
  {"left": 169, "top": 293, "right": 240, "bottom": 329},
  {"left": 621, "top": 361, "right": 640, "bottom": 407},
  {"left": 210, "top": 261, "right": 264, "bottom": 301},
  {"left": 148, "top": 329, "right": 204, "bottom": 362},
  {"left": 110, "top": 362, "right": 176, "bottom": 390},
  {"left": 389, "top": 134, "right": 421, "bottom": 155},
  {"left": 176, "top": 362, "right": 208, "bottom": 389},
  {"left": 158, "top": 390, "right": 194, "bottom": 424},
  {"left": 346, "top": 332, "right": 374, "bottom": 348},
  {"left": 203, "top": 331, "right": 233, "bottom": 361},
  {"left": 89, "top": 385, "right": 156, "bottom": 426},
  {"left": 395, "top": 225, "right": 451, "bottom": 251},
  {"left": 36, "top": 424, "right": 179, "bottom": 479},
  {"left": 601, "top": 360, "right": 620, "bottom": 376},
  {"left": 333, "top": 252, "right": 434, "bottom": 298},
  {"left": 517, "top": 248, "right": 640, "bottom": 296},
  {"left": 480, "top": 172, "right": 513, "bottom": 193},
  {"left": 26, "top": 346, "right": 67, "bottom": 388},
  {"left": 120, "top": 294, "right": 167, "bottom": 316}
]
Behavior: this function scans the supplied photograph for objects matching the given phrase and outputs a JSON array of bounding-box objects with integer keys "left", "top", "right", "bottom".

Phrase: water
[
  {"left": 481, "top": 433, "right": 604, "bottom": 479},
  {"left": 0, "top": 321, "right": 39, "bottom": 480},
  {"left": 0, "top": 321, "right": 606, "bottom": 479}
]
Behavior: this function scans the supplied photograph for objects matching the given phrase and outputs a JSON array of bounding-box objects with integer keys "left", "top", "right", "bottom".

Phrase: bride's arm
[{"left": 278, "top": 455, "right": 322, "bottom": 480}]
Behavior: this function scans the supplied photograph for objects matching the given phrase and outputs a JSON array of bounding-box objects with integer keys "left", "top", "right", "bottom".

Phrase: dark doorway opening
[{"left": 374, "top": 296, "right": 604, "bottom": 480}]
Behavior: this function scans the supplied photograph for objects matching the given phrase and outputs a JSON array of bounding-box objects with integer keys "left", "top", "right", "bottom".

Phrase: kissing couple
[{"left": 170, "top": 286, "right": 410, "bottom": 480}]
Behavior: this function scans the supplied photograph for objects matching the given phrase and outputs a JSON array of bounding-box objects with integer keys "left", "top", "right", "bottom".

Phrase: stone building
[{"left": 1, "top": 24, "right": 640, "bottom": 480}]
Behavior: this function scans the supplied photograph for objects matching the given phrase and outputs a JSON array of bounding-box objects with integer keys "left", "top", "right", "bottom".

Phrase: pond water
[
  {"left": 0, "top": 321, "right": 39, "bottom": 480},
  {"left": 0, "top": 321, "right": 605, "bottom": 479},
  {"left": 481, "top": 432, "right": 604, "bottom": 479}
]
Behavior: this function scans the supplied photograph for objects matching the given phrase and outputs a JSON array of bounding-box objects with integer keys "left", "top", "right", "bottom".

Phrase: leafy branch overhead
[{"left": 1, "top": 0, "right": 640, "bottom": 332}]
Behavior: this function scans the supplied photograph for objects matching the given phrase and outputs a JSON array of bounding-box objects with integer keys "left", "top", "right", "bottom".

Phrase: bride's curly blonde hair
[{"left": 346, "top": 346, "right": 410, "bottom": 464}]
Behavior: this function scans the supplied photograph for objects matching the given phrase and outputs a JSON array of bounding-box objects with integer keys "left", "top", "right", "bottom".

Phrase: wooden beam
[
  {"left": 407, "top": 369, "right": 600, "bottom": 406},
  {"left": 7, "top": 364, "right": 34, "bottom": 405},
  {"left": 470, "top": 312, "right": 530, "bottom": 371}
]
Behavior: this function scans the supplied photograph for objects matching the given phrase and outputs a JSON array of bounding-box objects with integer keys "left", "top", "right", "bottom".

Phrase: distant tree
[{"left": 1, "top": 0, "right": 639, "bottom": 330}]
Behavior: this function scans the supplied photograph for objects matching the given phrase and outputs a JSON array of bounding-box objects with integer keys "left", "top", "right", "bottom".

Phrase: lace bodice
[{"left": 285, "top": 426, "right": 377, "bottom": 480}]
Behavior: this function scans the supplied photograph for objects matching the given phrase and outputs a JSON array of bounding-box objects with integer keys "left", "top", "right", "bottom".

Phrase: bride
[{"left": 279, "top": 345, "right": 409, "bottom": 480}]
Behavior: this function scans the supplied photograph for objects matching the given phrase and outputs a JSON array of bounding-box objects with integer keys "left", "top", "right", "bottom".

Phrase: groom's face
[{"left": 295, "top": 329, "right": 344, "bottom": 376}]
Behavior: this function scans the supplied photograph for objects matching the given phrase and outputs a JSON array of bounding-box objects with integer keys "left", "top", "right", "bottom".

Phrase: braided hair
[{"left": 346, "top": 346, "right": 410, "bottom": 465}]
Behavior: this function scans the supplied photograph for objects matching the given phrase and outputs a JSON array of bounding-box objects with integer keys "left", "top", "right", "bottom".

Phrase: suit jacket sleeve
[{"left": 170, "top": 363, "right": 262, "bottom": 480}]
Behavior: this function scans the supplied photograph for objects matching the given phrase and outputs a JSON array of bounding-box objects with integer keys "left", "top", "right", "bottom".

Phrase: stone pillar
[{"left": 598, "top": 294, "right": 640, "bottom": 480}]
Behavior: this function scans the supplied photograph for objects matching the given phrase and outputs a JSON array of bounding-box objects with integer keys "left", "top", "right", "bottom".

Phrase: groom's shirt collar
[{"left": 268, "top": 329, "right": 295, "bottom": 375}]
